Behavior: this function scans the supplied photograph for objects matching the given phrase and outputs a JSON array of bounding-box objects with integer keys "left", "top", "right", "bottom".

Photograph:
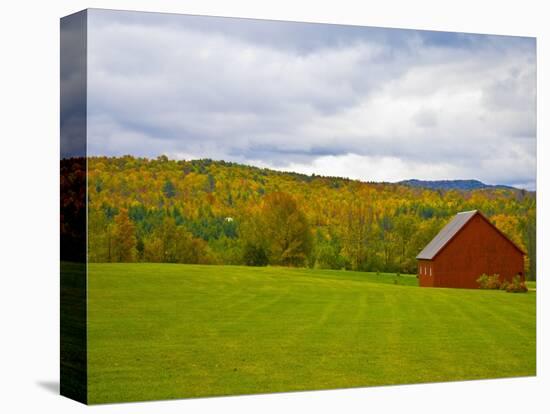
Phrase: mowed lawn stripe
[{"left": 87, "top": 263, "right": 535, "bottom": 403}]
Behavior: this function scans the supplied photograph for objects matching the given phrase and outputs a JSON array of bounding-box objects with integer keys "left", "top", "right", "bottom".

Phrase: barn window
[{"left": 430, "top": 266, "right": 432, "bottom": 276}]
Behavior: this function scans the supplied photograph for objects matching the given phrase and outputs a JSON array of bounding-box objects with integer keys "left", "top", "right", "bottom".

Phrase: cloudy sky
[{"left": 87, "top": 9, "right": 536, "bottom": 189}]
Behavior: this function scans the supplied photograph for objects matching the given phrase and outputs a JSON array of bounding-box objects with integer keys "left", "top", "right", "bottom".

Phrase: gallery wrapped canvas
[{"left": 60, "top": 8, "right": 536, "bottom": 405}]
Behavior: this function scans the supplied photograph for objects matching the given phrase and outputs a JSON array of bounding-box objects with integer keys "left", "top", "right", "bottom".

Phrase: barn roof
[
  {"left": 416, "top": 210, "right": 526, "bottom": 260},
  {"left": 416, "top": 210, "right": 477, "bottom": 260}
]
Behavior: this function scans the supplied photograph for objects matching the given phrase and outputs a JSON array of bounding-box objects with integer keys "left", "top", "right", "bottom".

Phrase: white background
[{"left": 0, "top": 1, "right": 547, "bottom": 413}]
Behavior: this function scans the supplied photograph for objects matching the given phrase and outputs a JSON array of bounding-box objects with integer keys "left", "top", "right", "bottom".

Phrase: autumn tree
[
  {"left": 313, "top": 228, "right": 344, "bottom": 269},
  {"left": 87, "top": 207, "right": 113, "bottom": 262},
  {"left": 144, "top": 216, "right": 212, "bottom": 264},
  {"left": 260, "top": 192, "right": 312, "bottom": 266},
  {"left": 378, "top": 213, "right": 397, "bottom": 271},
  {"left": 394, "top": 214, "right": 417, "bottom": 273},
  {"left": 240, "top": 207, "right": 270, "bottom": 266},
  {"left": 111, "top": 209, "right": 137, "bottom": 262},
  {"left": 340, "top": 197, "right": 374, "bottom": 271}
]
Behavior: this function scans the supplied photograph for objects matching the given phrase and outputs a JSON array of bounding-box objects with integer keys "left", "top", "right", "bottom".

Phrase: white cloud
[
  {"left": 86, "top": 10, "right": 536, "bottom": 189},
  {"left": 251, "top": 153, "right": 463, "bottom": 183}
]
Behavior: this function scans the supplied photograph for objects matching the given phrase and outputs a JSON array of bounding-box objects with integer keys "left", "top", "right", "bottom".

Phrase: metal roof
[{"left": 416, "top": 210, "right": 478, "bottom": 260}]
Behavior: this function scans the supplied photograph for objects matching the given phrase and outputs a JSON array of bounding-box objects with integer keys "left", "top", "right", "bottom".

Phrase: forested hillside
[{"left": 82, "top": 156, "right": 536, "bottom": 279}]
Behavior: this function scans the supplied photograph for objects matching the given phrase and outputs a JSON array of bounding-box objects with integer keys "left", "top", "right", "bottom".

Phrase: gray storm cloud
[{"left": 87, "top": 9, "right": 536, "bottom": 189}]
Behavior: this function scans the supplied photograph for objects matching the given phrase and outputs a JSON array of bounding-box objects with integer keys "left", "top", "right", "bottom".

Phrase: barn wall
[
  {"left": 433, "top": 214, "right": 524, "bottom": 289},
  {"left": 418, "top": 259, "right": 435, "bottom": 287}
]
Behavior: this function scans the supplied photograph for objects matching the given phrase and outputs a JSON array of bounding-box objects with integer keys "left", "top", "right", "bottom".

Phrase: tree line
[{"left": 82, "top": 155, "right": 536, "bottom": 279}]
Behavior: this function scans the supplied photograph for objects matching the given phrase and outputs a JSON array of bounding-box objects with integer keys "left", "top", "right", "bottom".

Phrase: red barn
[{"left": 417, "top": 210, "right": 525, "bottom": 288}]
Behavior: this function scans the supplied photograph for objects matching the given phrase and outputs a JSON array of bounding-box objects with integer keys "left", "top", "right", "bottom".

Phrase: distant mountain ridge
[{"left": 398, "top": 179, "right": 519, "bottom": 191}]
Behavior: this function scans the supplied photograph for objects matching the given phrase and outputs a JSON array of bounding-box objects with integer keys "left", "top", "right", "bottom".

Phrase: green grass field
[{"left": 88, "top": 263, "right": 536, "bottom": 404}]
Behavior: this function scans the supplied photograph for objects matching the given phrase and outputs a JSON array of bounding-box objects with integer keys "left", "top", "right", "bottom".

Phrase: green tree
[
  {"left": 163, "top": 180, "right": 176, "bottom": 198},
  {"left": 522, "top": 212, "right": 536, "bottom": 280},
  {"left": 242, "top": 243, "right": 269, "bottom": 266},
  {"left": 206, "top": 174, "right": 216, "bottom": 193}
]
